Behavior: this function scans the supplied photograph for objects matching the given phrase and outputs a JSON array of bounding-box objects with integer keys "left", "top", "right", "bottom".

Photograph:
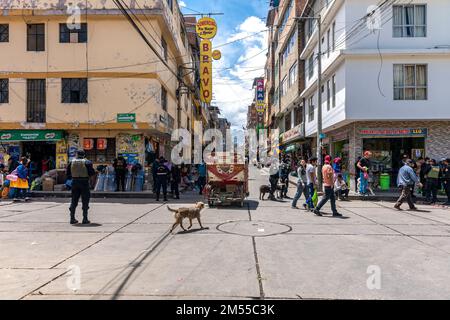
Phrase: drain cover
[{"left": 217, "top": 220, "right": 291, "bottom": 237}]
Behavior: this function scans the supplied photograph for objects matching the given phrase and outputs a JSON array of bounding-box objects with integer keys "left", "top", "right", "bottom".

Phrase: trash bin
[{"left": 380, "top": 174, "right": 390, "bottom": 190}]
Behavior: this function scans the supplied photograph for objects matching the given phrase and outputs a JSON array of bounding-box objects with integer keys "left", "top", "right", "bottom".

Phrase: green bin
[{"left": 379, "top": 174, "right": 390, "bottom": 190}]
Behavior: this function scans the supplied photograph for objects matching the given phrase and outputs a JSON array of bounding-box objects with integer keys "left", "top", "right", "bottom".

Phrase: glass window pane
[
  {"left": 415, "top": 5, "right": 426, "bottom": 25},
  {"left": 416, "top": 88, "right": 427, "bottom": 100},
  {"left": 404, "top": 66, "right": 415, "bottom": 86},
  {"left": 393, "top": 26, "right": 402, "bottom": 37},
  {"left": 415, "top": 26, "right": 426, "bottom": 37},
  {"left": 393, "top": 6, "right": 402, "bottom": 26},
  {"left": 416, "top": 65, "right": 427, "bottom": 86},
  {"left": 405, "top": 88, "right": 415, "bottom": 100},
  {"left": 404, "top": 26, "right": 414, "bottom": 37},
  {"left": 403, "top": 6, "right": 414, "bottom": 25},
  {"left": 393, "top": 65, "right": 404, "bottom": 86},
  {"left": 394, "top": 88, "right": 403, "bottom": 100}
]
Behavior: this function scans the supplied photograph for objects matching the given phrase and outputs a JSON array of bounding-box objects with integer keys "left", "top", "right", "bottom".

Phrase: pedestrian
[
  {"left": 10, "top": 157, "right": 29, "bottom": 201},
  {"left": 424, "top": 159, "right": 440, "bottom": 204},
  {"left": 442, "top": 158, "right": 450, "bottom": 206},
  {"left": 305, "top": 156, "right": 318, "bottom": 210},
  {"left": 394, "top": 159, "right": 421, "bottom": 210},
  {"left": 268, "top": 158, "right": 280, "bottom": 201},
  {"left": 332, "top": 157, "right": 342, "bottom": 178},
  {"left": 334, "top": 174, "right": 349, "bottom": 200},
  {"left": 357, "top": 151, "right": 372, "bottom": 196},
  {"left": 197, "top": 161, "right": 207, "bottom": 195},
  {"left": 279, "top": 159, "right": 290, "bottom": 199},
  {"left": 354, "top": 156, "right": 362, "bottom": 193},
  {"left": 66, "top": 150, "right": 95, "bottom": 225},
  {"left": 171, "top": 164, "right": 181, "bottom": 199},
  {"left": 155, "top": 157, "right": 170, "bottom": 202},
  {"left": 313, "top": 155, "right": 342, "bottom": 217},
  {"left": 151, "top": 157, "right": 160, "bottom": 193},
  {"left": 113, "top": 156, "right": 127, "bottom": 192},
  {"left": 291, "top": 159, "right": 309, "bottom": 209}
]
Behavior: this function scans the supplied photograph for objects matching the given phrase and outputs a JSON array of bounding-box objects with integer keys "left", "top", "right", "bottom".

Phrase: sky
[{"left": 180, "top": 0, "right": 269, "bottom": 137}]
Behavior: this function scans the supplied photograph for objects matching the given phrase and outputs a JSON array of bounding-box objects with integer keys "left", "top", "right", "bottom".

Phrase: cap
[{"left": 324, "top": 155, "right": 331, "bottom": 164}]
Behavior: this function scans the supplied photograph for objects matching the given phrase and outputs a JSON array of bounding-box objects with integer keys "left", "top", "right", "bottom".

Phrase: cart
[{"left": 204, "top": 153, "right": 249, "bottom": 207}]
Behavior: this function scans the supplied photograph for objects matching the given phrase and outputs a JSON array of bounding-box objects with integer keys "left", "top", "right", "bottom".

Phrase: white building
[{"left": 299, "top": 0, "right": 450, "bottom": 188}]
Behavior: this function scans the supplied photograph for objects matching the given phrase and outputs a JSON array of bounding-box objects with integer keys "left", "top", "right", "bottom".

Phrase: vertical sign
[
  {"left": 255, "top": 78, "right": 265, "bottom": 113},
  {"left": 200, "top": 39, "right": 212, "bottom": 104}
]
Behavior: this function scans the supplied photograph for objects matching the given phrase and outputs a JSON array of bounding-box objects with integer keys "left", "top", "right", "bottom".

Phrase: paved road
[{"left": 1, "top": 166, "right": 450, "bottom": 300}]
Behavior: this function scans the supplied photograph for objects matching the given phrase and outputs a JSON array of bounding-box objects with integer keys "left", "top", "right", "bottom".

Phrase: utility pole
[{"left": 295, "top": 14, "right": 323, "bottom": 190}]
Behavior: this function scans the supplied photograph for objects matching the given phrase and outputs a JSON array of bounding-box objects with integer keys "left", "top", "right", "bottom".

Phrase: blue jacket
[
  {"left": 16, "top": 164, "right": 28, "bottom": 179},
  {"left": 397, "top": 165, "right": 419, "bottom": 187}
]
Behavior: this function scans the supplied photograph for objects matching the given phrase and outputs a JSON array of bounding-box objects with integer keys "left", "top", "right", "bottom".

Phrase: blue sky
[{"left": 180, "top": 0, "right": 269, "bottom": 132}]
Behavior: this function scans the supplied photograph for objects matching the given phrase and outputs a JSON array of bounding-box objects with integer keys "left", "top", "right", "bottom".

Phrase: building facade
[
  {"left": 298, "top": 0, "right": 450, "bottom": 188},
  {"left": 0, "top": 0, "right": 203, "bottom": 169}
]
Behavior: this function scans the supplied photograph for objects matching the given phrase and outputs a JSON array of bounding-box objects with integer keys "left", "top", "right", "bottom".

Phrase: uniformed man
[
  {"left": 66, "top": 150, "right": 95, "bottom": 225},
  {"left": 155, "top": 157, "right": 170, "bottom": 202}
]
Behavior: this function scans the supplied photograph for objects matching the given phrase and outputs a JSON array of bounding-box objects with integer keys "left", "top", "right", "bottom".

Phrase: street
[{"left": 1, "top": 165, "right": 450, "bottom": 300}]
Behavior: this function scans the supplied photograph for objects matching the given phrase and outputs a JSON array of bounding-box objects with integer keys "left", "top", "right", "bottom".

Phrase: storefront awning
[{"left": 0, "top": 130, "right": 64, "bottom": 142}]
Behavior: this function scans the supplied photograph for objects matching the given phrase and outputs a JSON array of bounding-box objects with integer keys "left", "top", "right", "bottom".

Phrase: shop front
[
  {"left": 280, "top": 123, "right": 308, "bottom": 161},
  {"left": 0, "top": 130, "right": 66, "bottom": 176},
  {"left": 359, "top": 128, "right": 427, "bottom": 187}
]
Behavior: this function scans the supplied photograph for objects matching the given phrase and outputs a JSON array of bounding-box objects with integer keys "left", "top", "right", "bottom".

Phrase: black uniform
[
  {"left": 114, "top": 158, "right": 127, "bottom": 192},
  {"left": 67, "top": 157, "right": 95, "bottom": 224},
  {"left": 443, "top": 163, "right": 450, "bottom": 204},
  {"left": 155, "top": 163, "right": 170, "bottom": 201}
]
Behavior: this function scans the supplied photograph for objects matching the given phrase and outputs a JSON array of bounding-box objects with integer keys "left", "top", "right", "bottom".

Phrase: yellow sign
[
  {"left": 255, "top": 102, "right": 266, "bottom": 114},
  {"left": 200, "top": 39, "right": 212, "bottom": 104},
  {"left": 196, "top": 17, "right": 218, "bottom": 39},
  {"left": 212, "top": 50, "right": 222, "bottom": 61}
]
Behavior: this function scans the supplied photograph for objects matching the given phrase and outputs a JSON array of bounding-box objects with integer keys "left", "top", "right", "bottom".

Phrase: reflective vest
[
  {"left": 428, "top": 166, "right": 440, "bottom": 179},
  {"left": 71, "top": 159, "right": 89, "bottom": 178}
]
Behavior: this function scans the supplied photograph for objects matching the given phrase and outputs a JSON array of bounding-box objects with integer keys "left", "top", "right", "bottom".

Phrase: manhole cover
[{"left": 217, "top": 220, "right": 291, "bottom": 237}]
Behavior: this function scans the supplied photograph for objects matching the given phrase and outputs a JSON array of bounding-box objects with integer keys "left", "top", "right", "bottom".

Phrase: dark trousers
[
  {"left": 70, "top": 179, "right": 91, "bottom": 217},
  {"left": 198, "top": 176, "right": 206, "bottom": 195},
  {"left": 395, "top": 185, "right": 415, "bottom": 209},
  {"left": 425, "top": 179, "right": 439, "bottom": 202},
  {"left": 336, "top": 189, "right": 349, "bottom": 199},
  {"left": 116, "top": 173, "right": 126, "bottom": 192},
  {"left": 355, "top": 175, "right": 359, "bottom": 192},
  {"left": 171, "top": 181, "right": 180, "bottom": 198},
  {"left": 155, "top": 177, "right": 168, "bottom": 200},
  {"left": 444, "top": 181, "right": 450, "bottom": 203},
  {"left": 269, "top": 176, "right": 278, "bottom": 198},
  {"left": 315, "top": 186, "right": 338, "bottom": 214},
  {"left": 305, "top": 183, "right": 315, "bottom": 209}
]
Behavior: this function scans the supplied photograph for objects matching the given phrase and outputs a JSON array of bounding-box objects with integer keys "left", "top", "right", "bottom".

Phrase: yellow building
[{"left": 0, "top": 0, "right": 200, "bottom": 169}]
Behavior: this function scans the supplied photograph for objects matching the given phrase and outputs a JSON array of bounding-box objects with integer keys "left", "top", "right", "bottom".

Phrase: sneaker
[
  {"left": 70, "top": 218, "right": 79, "bottom": 225},
  {"left": 291, "top": 206, "right": 299, "bottom": 209},
  {"left": 82, "top": 219, "right": 90, "bottom": 225},
  {"left": 394, "top": 204, "right": 402, "bottom": 210},
  {"left": 408, "top": 207, "right": 419, "bottom": 211},
  {"left": 313, "top": 209, "right": 322, "bottom": 216},
  {"left": 302, "top": 204, "right": 308, "bottom": 210},
  {"left": 333, "top": 212, "right": 343, "bottom": 217}
]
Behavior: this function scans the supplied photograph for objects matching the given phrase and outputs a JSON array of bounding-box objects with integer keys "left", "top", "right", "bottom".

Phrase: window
[
  {"left": 393, "top": 64, "right": 427, "bottom": 100},
  {"left": 308, "top": 53, "right": 314, "bottom": 79},
  {"left": 60, "top": 23, "right": 87, "bottom": 43},
  {"left": 62, "top": 78, "right": 88, "bottom": 103},
  {"left": 0, "top": 79, "right": 8, "bottom": 103},
  {"left": 278, "top": 0, "right": 293, "bottom": 36},
  {"left": 27, "top": 24, "right": 45, "bottom": 51},
  {"left": 332, "top": 22, "right": 336, "bottom": 51},
  {"left": 326, "top": 80, "right": 330, "bottom": 111},
  {"left": 161, "top": 86, "right": 168, "bottom": 111},
  {"left": 393, "top": 5, "right": 426, "bottom": 37},
  {"left": 332, "top": 75, "right": 336, "bottom": 108},
  {"left": 308, "top": 96, "right": 314, "bottom": 122},
  {"left": 281, "top": 76, "right": 288, "bottom": 96},
  {"left": 289, "top": 61, "right": 297, "bottom": 87},
  {"left": 307, "top": 8, "right": 315, "bottom": 38},
  {"left": 327, "top": 29, "right": 330, "bottom": 57},
  {"left": 27, "top": 79, "right": 46, "bottom": 123},
  {"left": 85, "top": 138, "right": 116, "bottom": 163},
  {"left": 166, "top": 0, "right": 173, "bottom": 12},
  {"left": 284, "top": 113, "right": 291, "bottom": 131},
  {"left": 162, "top": 37, "right": 168, "bottom": 61},
  {"left": 0, "top": 24, "right": 9, "bottom": 42},
  {"left": 274, "top": 87, "right": 279, "bottom": 106}
]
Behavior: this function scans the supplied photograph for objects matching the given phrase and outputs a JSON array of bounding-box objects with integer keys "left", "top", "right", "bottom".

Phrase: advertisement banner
[
  {"left": 196, "top": 17, "right": 218, "bottom": 39},
  {"left": 255, "top": 78, "right": 265, "bottom": 113},
  {"left": 200, "top": 39, "right": 212, "bottom": 104},
  {"left": 0, "top": 130, "right": 63, "bottom": 142}
]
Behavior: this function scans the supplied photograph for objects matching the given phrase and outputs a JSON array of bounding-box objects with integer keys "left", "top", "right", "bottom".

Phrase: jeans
[
  {"left": 292, "top": 182, "right": 309, "bottom": 208},
  {"left": 315, "top": 186, "right": 338, "bottom": 214},
  {"left": 305, "top": 183, "right": 315, "bottom": 209},
  {"left": 70, "top": 179, "right": 91, "bottom": 217},
  {"left": 425, "top": 179, "right": 439, "bottom": 203},
  {"left": 359, "top": 172, "right": 368, "bottom": 194}
]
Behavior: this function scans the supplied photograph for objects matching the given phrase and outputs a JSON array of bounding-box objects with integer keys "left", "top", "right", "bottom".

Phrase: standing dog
[
  {"left": 259, "top": 185, "right": 271, "bottom": 200},
  {"left": 168, "top": 202, "right": 205, "bottom": 233}
]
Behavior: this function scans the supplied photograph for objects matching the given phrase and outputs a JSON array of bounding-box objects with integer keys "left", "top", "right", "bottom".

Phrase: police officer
[
  {"left": 67, "top": 150, "right": 95, "bottom": 225},
  {"left": 155, "top": 157, "right": 170, "bottom": 202},
  {"left": 443, "top": 158, "right": 450, "bottom": 206}
]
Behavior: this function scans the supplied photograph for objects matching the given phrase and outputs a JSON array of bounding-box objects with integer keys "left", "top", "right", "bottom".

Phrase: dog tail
[{"left": 167, "top": 206, "right": 178, "bottom": 213}]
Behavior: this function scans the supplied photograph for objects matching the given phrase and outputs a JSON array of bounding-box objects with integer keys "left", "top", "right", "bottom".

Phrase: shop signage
[
  {"left": 97, "top": 138, "right": 107, "bottom": 150},
  {"left": 83, "top": 138, "right": 94, "bottom": 150},
  {"left": 212, "top": 50, "right": 222, "bottom": 61},
  {"left": 196, "top": 17, "right": 218, "bottom": 39},
  {"left": 0, "top": 130, "right": 63, "bottom": 142},
  {"left": 280, "top": 123, "right": 304, "bottom": 143},
  {"left": 360, "top": 128, "right": 428, "bottom": 137},
  {"left": 200, "top": 39, "right": 212, "bottom": 104},
  {"left": 255, "top": 78, "right": 265, "bottom": 114},
  {"left": 117, "top": 113, "right": 136, "bottom": 123},
  {"left": 332, "top": 131, "right": 349, "bottom": 142}
]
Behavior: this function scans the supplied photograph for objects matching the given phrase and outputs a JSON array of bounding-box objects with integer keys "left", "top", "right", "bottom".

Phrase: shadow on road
[{"left": 72, "top": 223, "right": 103, "bottom": 227}]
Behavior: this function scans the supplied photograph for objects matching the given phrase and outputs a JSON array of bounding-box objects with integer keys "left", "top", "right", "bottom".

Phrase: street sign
[{"left": 117, "top": 113, "right": 136, "bottom": 123}]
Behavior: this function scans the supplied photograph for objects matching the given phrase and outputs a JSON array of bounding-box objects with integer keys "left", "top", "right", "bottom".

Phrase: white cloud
[
  {"left": 179, "top": 1, "right": 187, "bottom": 8},
  {"left": 212, "top": 16, "right": 267, "bottom": 138}
]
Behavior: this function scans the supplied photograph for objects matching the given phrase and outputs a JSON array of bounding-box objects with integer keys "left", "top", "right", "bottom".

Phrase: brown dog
[
  {"left": 259, "top": 185, "right": 271, "bottom": 200},
  {"left": 168, "top": 202, "right": 205, "bottom": 233}
]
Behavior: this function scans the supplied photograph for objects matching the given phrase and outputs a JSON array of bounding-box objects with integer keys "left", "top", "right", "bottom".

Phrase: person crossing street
[
  {"left": 313, "top": 155, "right": 342, "bottom": 217},
  {"left": 66, "top": 150, "right": 95, "bottom": 225},
  {"left": 394, "top": 159, "right": 422, "bottom": 211}
]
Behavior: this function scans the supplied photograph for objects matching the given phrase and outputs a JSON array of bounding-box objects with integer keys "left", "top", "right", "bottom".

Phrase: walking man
[
  {"left": 305, "top": 157, "right": 317, "bottom": 210},
  {"left": 357, "top": 151, "right": 372, "bottom": 196},
  {"left": 394, "top": 159, "right": 421, "bottom": 210},
  {"left": 313, "top": 156, "right": 342, "bottom": 217},
  {"left": 292, "top": 159, "right": 309, "bottom": 209},
  {"left": 197, "top": 161, "right": 207, "bottom": 195},
  {"left": 67, "top": 150, "right": 95, "bottom": 225}
]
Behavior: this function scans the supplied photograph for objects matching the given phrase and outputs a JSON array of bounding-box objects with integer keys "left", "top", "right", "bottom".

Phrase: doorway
[{"left": 22, "top": 141, "right": 56, "bottom": 177}]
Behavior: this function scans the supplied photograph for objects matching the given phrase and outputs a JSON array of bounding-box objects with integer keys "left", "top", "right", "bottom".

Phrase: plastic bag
[
  {"left": 94, "top": 174, "right": 106, "bottom": 191},
  {"left": 312, "top": 190, "right": 319, "bottom": 207}
]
